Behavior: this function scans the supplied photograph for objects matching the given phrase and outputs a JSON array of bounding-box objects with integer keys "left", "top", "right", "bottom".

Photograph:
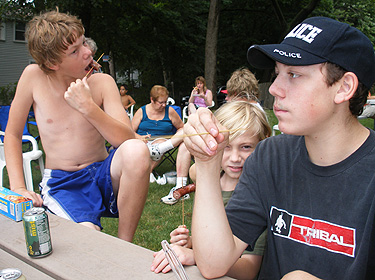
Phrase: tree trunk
[
  {"left": 109, "top": 50, "right": 116, "bottom": 80},
  {"left": 205, "top": 0, "right": 220, "bottom": 105}
]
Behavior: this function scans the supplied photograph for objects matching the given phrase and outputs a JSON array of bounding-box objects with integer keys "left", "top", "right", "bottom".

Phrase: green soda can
[{"left": 22, "top": 207, "right": 53, "bottom": 258}]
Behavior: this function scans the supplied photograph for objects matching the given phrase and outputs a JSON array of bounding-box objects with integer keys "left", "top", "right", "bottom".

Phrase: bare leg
[
  {"left": 110, "top": 139, "right": 151, "bottom": 242},
  {"left": 176, "top": 143, "right": 192, "bottom": 178},
  {"left": 79, "top": 222, "right": 101, "bottom": 231}
]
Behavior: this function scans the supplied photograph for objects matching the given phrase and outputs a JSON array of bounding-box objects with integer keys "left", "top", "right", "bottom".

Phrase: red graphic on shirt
[
  {"left": 290, "top": 215, "right": 355, "bottom": 257},
  {"left": 271, "top": 207, "right": 356, "bottom": 257}
]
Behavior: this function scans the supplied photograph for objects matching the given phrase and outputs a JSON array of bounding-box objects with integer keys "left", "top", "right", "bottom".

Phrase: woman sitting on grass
[{"left": 151, "top": 100, "right": 271, "bottom": 280}]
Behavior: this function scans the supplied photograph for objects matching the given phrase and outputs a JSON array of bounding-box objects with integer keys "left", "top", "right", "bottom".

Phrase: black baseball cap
[{"left": 247, "top": 17, "right": 375, "bottom": 89}]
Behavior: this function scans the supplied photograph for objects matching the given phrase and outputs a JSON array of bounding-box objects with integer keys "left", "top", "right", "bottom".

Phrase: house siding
[{"left": 0, "top": 22, "right": 34, "bottom": 87}]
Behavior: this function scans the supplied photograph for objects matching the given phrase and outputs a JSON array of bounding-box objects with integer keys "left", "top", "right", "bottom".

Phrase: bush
[{"left": 0, "top": 82, "right": 16, "bottom": 105}]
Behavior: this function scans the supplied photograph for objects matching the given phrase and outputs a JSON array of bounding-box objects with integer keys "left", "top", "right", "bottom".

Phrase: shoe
[
  {"left": 150, "top": 173, "right": 156, "bottom": 183},
  {"left": 148, "top": 143, "right": 163, "bottom": 161},
  {"left": 161, "top": 186, "right": 190, "bottom": 205},
  {"left": 156, "top": 174, "right": 167, "bottom": 185}
]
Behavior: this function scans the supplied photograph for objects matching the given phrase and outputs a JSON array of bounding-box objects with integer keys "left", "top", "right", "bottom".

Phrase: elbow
[{"left": 196, "top": 263, "right": 227, "bottom": 279}]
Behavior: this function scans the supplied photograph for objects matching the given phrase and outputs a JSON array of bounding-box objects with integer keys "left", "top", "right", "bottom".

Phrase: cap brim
[{"left": 247, "top": 44, "right": 327, "bottom": 69}]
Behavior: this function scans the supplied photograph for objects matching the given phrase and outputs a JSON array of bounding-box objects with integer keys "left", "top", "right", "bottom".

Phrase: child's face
[
  {"left": 120, "top": 86, "right": 127, "bottom": 96},
  {"left": 58, "top": 35, "right": 93, "bottom": 79},
  {"left": 221, "top": 129, "right": 260, "bottom": 180},
  {"left": 269, "top": 62, "right": 336, "bottom": 136}
]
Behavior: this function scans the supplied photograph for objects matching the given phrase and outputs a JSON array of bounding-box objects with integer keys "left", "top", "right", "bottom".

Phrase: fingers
[
  {"left": 151, "top": 249, "right": 172, "bottom": 273},
  {"left": 183, "top": 108, "right": 227, "bottom": 159},
  {"left": 170, "top": 226, "right": 190, "bottom": 246}
]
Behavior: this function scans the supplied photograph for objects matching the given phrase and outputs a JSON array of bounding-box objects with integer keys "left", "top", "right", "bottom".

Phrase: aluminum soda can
[
  {"left": 0, "top": 268, "right": 26, "bottom": 280},
  {"left": 22, "top": 207, "right": 53, "bottom": 258}
]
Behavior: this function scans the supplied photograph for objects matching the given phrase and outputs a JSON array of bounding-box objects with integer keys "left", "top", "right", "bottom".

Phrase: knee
[{"left": 117, "top": 139, "right": 150, "bottom": 170}]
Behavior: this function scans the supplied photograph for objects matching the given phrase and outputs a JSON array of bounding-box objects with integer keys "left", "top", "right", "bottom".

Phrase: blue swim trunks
[{"left": 39, "top": 150, "right": 118, "bottom": 229}]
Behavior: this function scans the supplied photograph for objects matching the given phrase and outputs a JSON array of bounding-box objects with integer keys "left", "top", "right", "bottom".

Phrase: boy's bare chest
[{"left": 33, "top": 85, "right": 102, "bottom": 132}]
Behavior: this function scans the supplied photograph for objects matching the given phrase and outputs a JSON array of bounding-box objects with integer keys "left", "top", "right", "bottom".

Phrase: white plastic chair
[
  {"left": 127, "top": 104, "right": 135, "bottom": 120},
  {"left": 0, "top": 131, "right": 44, "bottom": 191},
  {"left": 167, "top": 97, "right": 175, "bottom": 105},
  {"left": 182, "top": 100, "right": 215, "bottom": 123}
]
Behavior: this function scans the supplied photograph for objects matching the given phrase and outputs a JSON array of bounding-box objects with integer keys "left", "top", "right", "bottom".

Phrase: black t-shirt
[{"left": 226, "top": 131, "right": 375, "bottom": 279}]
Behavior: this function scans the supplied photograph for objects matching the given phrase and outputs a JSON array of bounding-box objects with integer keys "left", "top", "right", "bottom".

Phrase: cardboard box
[{"left": 0, "top": 186, "right": 33, "bottom": 221}]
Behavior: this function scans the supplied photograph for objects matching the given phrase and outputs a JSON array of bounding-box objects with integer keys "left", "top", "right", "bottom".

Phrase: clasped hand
[
  {"left": 183, "top": 107, "right": 228, "bottom": 161},
  {"left": 64, "top": 77, "right": 94, "bottom": 114}
]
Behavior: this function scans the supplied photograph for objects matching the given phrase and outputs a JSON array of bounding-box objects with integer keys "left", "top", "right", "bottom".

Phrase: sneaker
[
  {"left": 150, "top": 173, "right": 156, "bottom": 183},
  {"left": 156, "top": 174, "right": 167, "bottom": 185},
  {"left": 161, "top": 186, "right": 190, "bottom": 205},
  {"left": 148, "top": 143, "right": 163, "bottom": 161}
]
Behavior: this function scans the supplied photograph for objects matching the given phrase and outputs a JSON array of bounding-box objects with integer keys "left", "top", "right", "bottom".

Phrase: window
[
  {"left": 14, "top": 22, "right": 26, "bottom": 41},
  {"left": 0, "top": 22, "right": 5, "bottom": 41}
]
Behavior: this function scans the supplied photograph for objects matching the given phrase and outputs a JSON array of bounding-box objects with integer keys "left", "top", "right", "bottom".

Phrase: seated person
[
  {"left": 152, "top": 101, "right": 271, "bottom": 279},
  {"left": 5, "top": 9, "right": 150, "bottom": 243},
  {"left": 119, "top": 84, "right": 136, "bottom": 112},
  {"left": 161, "top": 68, "right": 264, "bottom": 205},
  {"left": 132, "top": 85, "right": 184, "bottom": 170},
  {"left": 359, "top": 92, "right": 375, "bottom": 119},
  {"left": 188, "top": 76, "right": 213, "bottom": 114}
]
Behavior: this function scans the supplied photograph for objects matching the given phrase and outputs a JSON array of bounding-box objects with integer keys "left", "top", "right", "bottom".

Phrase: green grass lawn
[{"left": 4, "top": 110, "right": 374, "bottom": 252}]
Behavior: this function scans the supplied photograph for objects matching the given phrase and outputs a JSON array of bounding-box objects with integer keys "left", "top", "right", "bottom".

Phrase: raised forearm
[{"left": 192, "top": 158, "right": 239, "bottom": 278}]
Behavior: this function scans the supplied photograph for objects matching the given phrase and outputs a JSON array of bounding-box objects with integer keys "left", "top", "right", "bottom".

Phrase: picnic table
[{"left": 0, "top": 213, "right": 233, "bottom": 279}]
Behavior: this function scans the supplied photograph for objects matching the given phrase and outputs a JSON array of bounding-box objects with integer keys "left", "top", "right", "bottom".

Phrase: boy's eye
[{"left": 289, "top": 72, "right": 300, "bottom": 78}]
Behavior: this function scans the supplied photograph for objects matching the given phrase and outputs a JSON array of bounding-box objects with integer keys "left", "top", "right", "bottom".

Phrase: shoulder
[
  {"left": 87, "top": 73, "right": 116, "bottom": 88},
  {"left": 22, "top": 64, "right": 45, "bottom": 78}
]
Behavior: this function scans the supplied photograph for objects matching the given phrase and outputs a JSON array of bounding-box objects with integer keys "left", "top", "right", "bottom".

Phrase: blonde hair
[
  {"left": 226, "top": 67, "right": 259, "bottom": 99},
  {"left": 26, "top": 8, "right": 85, "bottom": 74},
  {"left": 150, "top": 85, "right": 169, "bottom": 101},
  {"left": 214, "top": 101, "right": 271, "bottom": 142}
]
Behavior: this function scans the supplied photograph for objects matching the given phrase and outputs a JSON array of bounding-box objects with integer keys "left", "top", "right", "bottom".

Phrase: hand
[
  {"left": 12, "top": 187, "right": 43, "bottom": 207},
  {"left": 151, "top": 245, "right": 195, "bottom": 274},
  {"left": 92, "top": 60, "right": 102, "bottom": 72},
  {"left": 135, "top": 133, "right": 151, "bottom": 143},
  {"left": 64, "top": 77, "right": 95, "bottom": 115},
  {"left": 183, "top": 107, "right": 228, "bottom": 161},
  {"left": 170, "top": 225, "right": 191, "bottom": 248}
]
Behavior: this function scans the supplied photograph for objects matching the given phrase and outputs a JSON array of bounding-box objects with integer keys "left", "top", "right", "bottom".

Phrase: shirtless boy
[
  {"left": 119, "top": 84, "right": 136, "bottom": 111},
  {"left": 4, "top": 9, "right": 150, "bottom": 242},
  {"left": 183, "top": 17, "right": 375, "bottom": 279}
]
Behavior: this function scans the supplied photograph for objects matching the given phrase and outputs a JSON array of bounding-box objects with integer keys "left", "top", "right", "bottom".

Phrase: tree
[
  {"left": 205, "top": 0, "right": 220, "bottom": 99},
  {"left": 0, "top": 0, "right": 34, "bottom": 23}
]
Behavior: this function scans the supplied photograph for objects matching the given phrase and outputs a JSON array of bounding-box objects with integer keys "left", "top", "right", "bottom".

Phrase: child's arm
[
  {"left": 125, "top": 96, "right": 136, "bottom": 110},
  {"left": 226, "top": 254, "right": 263, "bottom": 280},
  {"left": 169, "top": 225, "right": 192, "bottom": 248},
  {"left": 4, "top": 66, "right": 43, "bottom": 205},
  {"left": 184, "top": 108, "right": 248, "bottom": 278},
  {"left": 65, "top": 74, "right": 134, "bottom": 148},
  {"left": 151, "top": 245, "right": 195, "bottom": 274}
]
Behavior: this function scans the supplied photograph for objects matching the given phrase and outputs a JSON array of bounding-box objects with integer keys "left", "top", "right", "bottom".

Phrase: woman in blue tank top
[{"left": 132, "top": 85, "right": 184, "bottom": 139}]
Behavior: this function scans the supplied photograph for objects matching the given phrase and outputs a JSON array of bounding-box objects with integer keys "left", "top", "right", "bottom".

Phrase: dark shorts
[{"left": 39, "top": 150, "right": 118, "bottom": 229}]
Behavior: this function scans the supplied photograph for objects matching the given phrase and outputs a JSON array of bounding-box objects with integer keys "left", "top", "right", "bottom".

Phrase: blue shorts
[{"left": 39, "top": 150, "right": 118, "bottom": 229}]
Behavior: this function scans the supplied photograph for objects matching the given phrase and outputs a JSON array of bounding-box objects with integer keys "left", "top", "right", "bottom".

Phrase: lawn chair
[
  {"left": 0, "top": 106, "right": 44, "bottom": 191},
  {"left": 182, "top": 100, "right": 215, "bottom": 123},
  {"left": 127, "top": 104, "right": 135, "bottom": 120},
  {"left": 0, "top": 130, "right": 44, "bottom": 191},
  {"left": 0, "top": 105, "right": 39, "bottom": 144}
]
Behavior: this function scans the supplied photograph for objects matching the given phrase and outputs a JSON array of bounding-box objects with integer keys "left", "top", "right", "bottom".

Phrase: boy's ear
[
  {"left": 334, "top": 72, "right": 358, "bottom": 104},
  {"left": 48, "top": 63, "right": 59, "bottom": 71}
]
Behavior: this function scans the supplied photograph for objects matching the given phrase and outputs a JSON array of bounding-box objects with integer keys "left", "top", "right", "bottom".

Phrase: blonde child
[{"left": 151, "top": 100, "right": 271, "bottom": 279}]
